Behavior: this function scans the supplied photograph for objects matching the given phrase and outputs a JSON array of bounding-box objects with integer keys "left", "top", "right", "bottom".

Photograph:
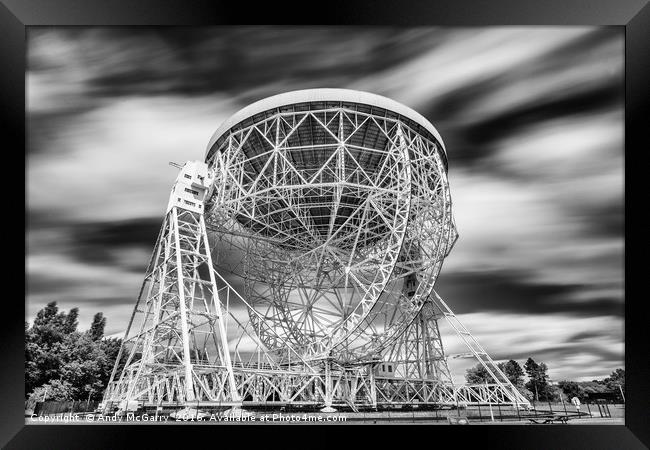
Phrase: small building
[
  {"left": 166, "top": 160, "right": 214, "bottom": 214},
  {"left": 375, "top": 362, "right": 396, "bottom": 378}
]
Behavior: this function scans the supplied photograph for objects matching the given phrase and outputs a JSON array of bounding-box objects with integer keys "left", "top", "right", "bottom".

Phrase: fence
[
  {"left": 519, "top": 399, "right": 623, "bottom": 420},
  {"left": 28, "top": 400, "right": 101, "bottom": 416}
]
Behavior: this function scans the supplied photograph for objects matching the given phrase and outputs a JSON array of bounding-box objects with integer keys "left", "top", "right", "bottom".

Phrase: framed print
[{"left": 5, "top": 0, "right": 648, "bottom": 448}]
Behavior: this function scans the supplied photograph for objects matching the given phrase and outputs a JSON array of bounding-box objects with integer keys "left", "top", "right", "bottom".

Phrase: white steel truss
[
  {"left": 102, "top": 96, "right": 530, "bottom": 412},
  {"left": 104, "top": 206, "right": 241, "bottom": 408},
  {"left": 384, "top": 297, "right": 454, "bottom": 383},
  {"left": 205, "top": 106, "right": 457, "bottom": 362}
]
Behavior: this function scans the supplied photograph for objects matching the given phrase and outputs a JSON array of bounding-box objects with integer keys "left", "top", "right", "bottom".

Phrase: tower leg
[
  {"left": 172, "top": 208, "right": 196, "bottom": 402},
  {"left": 376, "top": 292, "right": 530, "bottom": 408},
  {"left": 199, "top": 214, "right": 240, "bottom": 403},
  {"left": 428, "top": 290, "right": 531, "bottom": 408},
  {"left": 321, "top": 359, "right": 337, "bottom": 413},
  {"left": 103, "top": 207, "right": 241, "bottom": 409},
  {"left": 385, "top": 299, "right": 453, "bottom": 384},
  {"left": 369, "top": 368, "right": 378, "bottom": 409}
]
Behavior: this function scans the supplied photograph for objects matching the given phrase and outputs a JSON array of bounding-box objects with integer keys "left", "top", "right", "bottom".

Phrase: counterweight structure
[{"left": 103, "top": 89, "right": 530, "bottom": 412}]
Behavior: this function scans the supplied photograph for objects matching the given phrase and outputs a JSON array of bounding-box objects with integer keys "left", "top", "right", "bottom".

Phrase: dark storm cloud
[
  {"left": 69, "top": 218, "right": 161, "bottom": 266},
  {"left": 26, "top": 208, "right": 65, "bottom": 230},
  {"left": 580, "top": 200, "right": 624, "bottom": 238},
  {"left": 27, "top": 213, "right": 162, "bottom": 268},
  {"left": 29, "top": 27, "right": 446, "bottom": 100},
  {"left": 541, "top": 27, "right": 619, "bottom": 57},
  {"left": 27, "top": 272, "right": 72, "bottom": 294},
  {"left": 419, "top": 28, "right": 623, "bottom": 167},
  {"left": 73, "top": 217, "right": 162, "bottom": 251},
  {"left": 461, "top": 84, "right": 621, "bottom": 152},
  {"left": 27, "top": 108, "right": 97, "bottom": 156},
  {"left": 570, "top": 330, "right": 612, "bottom": 342},
  {"left": 435, "top": 271, "right": 623, "bottom": 318},
  {"left": 58, "top": 296, "right": 141, "bottom": 307}
]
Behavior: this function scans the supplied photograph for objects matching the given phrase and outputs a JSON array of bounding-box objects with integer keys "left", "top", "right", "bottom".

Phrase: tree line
[
  {"left": 25, "top": 301, "right": 126, "bottom": 402},
  {"left": 464, "top": 358, "right": 625, "bottom": 402}
]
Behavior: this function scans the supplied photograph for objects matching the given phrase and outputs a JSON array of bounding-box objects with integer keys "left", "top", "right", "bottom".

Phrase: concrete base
[
  {"left": 320, "top": 406, "right": 337, "bottom": 413},
  {"left": 223, "top": 406, "right": 252, "bottom": 418},
  {"left": 169, "top": 407, "right": 213, "bottom": 420}
]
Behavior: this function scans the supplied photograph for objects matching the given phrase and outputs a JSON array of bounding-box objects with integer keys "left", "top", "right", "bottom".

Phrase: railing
[{"left": 27, "top": 400, "right": 101, "bottom": 416}]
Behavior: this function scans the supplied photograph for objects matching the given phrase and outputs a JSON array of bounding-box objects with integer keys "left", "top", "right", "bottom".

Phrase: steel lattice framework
[{"left": 103, "top": 89, "right": 530, "bottom": 413}]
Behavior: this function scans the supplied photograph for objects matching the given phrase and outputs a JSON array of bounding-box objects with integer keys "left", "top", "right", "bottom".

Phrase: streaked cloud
[{"left": 443, "top": 313, "right": 623, "bottom": 382}]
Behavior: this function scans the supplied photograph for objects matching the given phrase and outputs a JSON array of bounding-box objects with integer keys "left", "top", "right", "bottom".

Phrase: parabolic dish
[{"left": 204, "top": 88, "right": 458, "bottom": 362}]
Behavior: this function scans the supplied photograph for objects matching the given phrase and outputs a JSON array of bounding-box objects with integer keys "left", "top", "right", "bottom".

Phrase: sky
[{"left": 26, "top": 26, "right": 624, "bottom": 382}]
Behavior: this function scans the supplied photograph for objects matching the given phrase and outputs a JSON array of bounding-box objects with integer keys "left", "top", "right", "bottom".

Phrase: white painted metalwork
[{"left": 103, "top": 89, "right": 530, "bottom": 413}]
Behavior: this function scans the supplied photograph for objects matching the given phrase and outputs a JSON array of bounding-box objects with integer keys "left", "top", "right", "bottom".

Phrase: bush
[{"left": 28, "top": 379, "right": 74, "bottom": 402}]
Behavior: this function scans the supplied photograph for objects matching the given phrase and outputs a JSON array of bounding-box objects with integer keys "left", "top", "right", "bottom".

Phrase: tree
[
  {"left": 33, "top": 301, "right": 59, "bottom": 327},
  {"left": 100, "top": 337, "right": 125, "bottom": 389},
  {"left": 63, "top": 308, "right": 79, "bottom": 334},
  {"left": 546, "top": 385, "right": 565, "bottom": 402},
  {"left": 517, "top": 387, "right": 535, "bottom": 401},
  {"left": 25, "top": 302, "right": 125, "bottom": 401},
  {"left": 580, "top": 380, "right": 609, "bottom": 397},
  {"left": 88, "top": 312, "right": 106, "bottom": 341},
  {"left": 603, "top": 368, "right": 625, "bottom": 394},
  {"left": 498, "top": 359, "right": 525, "bottom": 387},
  {"left": 524, "top": 358, "right": 540, "bottom": 401},
  {"left": 466, "top": 360, "right": 526, "bottom": 386},
  {"left": 25, "top": 302, "right": 73, "bottom": 395},
  {"left": 558, "top": 380, "right": 586, "bottom": 400},
  {"left": 524, "top": 357, "right": 551, "bottom": 401},
  {"left": 465, "top": 363, "right": 492, "bottom": 384}
]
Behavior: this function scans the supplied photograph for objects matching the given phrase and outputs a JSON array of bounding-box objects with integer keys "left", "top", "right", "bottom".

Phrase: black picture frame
[{"left": 7, "top": 0, "right": 648, "bottom": 448}]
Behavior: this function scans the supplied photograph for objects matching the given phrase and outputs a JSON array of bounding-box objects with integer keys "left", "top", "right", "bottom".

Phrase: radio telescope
[{"left": 103, "top": 89, "right": 529, "bottom": 413}]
